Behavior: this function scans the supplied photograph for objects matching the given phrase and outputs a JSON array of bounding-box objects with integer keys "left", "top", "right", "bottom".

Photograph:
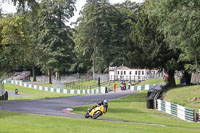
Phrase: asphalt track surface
[{"left": 0, "top": 91, "right": 138, "bottom": 118}]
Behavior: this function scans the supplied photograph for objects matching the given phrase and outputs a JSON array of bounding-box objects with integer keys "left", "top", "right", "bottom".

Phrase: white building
[{"left": 109, "top": 66, "right": 163, "bottom": 81}]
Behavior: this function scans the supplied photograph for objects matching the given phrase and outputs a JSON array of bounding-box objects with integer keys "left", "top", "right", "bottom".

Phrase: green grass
[
  {"left": 137, "top": 78, "right": 180, "bottom": 86},
  {"left": 136, "top": 79, "right": 165, "bottom": 85},
  {"left": 1, "top": 111, "right": 200, "bottom": 133},
  {"left": 36, "top": 84, "right": 53, "bottom": 88},
  {"left": 65, "top": 80, "right": 98, "bottom": 90},
  {"left": 73, "top": 91, "right": 200, "bottom": 129},
  {"left": 4, "top": 84, "right": 77, "bottom": 100},
  {"left": 164, "top": 85, "right": 200, "bottom": 111},
  {"left": 65, "top": 80, "right": 121, "bottom": 90},
  {"left": 74, "top": 80, "right": 98, "bottom": 86}
]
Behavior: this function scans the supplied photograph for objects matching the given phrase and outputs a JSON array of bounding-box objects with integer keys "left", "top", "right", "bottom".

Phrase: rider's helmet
[{"left": 103, "top": 99, "right": 108, "bottom": 105}]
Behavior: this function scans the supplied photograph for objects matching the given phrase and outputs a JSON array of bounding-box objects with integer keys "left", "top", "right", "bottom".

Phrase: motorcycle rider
[
  {"left": 89, "top": 99, "right": 108, "bottom": 112},
  {"left": 120, "top": 81, "right": 126, "bottom": 90}
]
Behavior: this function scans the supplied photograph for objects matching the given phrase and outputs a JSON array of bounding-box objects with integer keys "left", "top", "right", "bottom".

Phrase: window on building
[
  {"left": 138, "top": 71, "right": 141, "bottom": 75},
  {"left": 118, "top": 71, "right": 119, "bottom": 75},
  {"left": 124, "top": 71, "right": 126, "bottom": 75},
  {"left": 121, "top": 71, "right": 123, "bottom": 75},
  {"left": 142, "top": 71, "right": 144, "bottom": 75},
  {"left": 135, "top": 71, "right": 137, "bottom": 75},
  {"left": 129, "top": 71, "right": 132, "bottom": 75}
]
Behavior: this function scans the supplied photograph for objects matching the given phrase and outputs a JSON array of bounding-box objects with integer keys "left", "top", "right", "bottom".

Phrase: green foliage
[
  {"left": 74, "top": 0, "right": 139, "bottom": 73},
  {"left": 0, "top": 15, "right": 30, "bottom": 47},
  {"left": 148, "top": 0, "right": 200, "bottom": 72},
  {"left": 8, "top": 0, "right": 38, "bottom": 12},
  {"left": 34, "top": 0, "right": 76, "bottom": 74},
  {"left": 0, "top": 15, "right": 31, "bottom": 75}
]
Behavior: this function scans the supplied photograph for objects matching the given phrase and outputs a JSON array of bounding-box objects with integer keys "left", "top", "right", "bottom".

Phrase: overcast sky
[{"left": 1, "top": 0, "right": 144, "bottom": 25}]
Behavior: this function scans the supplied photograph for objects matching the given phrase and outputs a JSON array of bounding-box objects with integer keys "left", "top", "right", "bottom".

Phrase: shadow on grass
[{"left": 0, "top": 111, "right": 24, "bottom": 119}]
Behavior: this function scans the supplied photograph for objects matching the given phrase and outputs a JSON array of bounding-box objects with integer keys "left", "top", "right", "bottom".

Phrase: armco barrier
[
  {"left": 4, "top": 80, "right": 106, "bottom": 95},
  {"left": 130, "top": 84, "right": 154, "bottom": 91},
  {"left": 157, "top": 99, "right": 196, "bottom": 122}
]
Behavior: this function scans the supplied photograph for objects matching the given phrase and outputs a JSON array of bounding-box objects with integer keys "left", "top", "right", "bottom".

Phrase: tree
[
  {"left": 74, "top": 0, "right": 137, "bottom": 77},
  {"left": 74, "top": 0, "right": 111, "bottom": 78},
  {"left": 127, "top": 2, "right": 184, "bottom": 87},
  {"left": 0, "top": 14, "right": 31, "bottom": 76},
  {"left": 2, "top": 0, "right": 38, "bottom": 12},
  {"left": 35, "top": 0, "right": 76, "bottom": 83},
  {"left": 115, "top": 1, "right": 139, "bottom": 68},
  {"left": 146, "top": 0, "right": 200, "bottom": 84},
  {"left": 151, "top": 0, "right": 200, "bottom": 73}
]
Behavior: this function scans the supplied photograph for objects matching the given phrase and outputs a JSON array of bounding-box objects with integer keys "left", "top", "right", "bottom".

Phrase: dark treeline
[{"left": 0, "top": 0, "right": 199, "bottom": 86}]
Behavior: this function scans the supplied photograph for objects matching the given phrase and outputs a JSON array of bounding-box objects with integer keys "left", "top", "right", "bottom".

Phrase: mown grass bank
[
  {"left": 164, "top": 85, "right": 200, "bottom": 111},
  {"left": 4, "top": 84, "right": 77, "bottom": 100}
]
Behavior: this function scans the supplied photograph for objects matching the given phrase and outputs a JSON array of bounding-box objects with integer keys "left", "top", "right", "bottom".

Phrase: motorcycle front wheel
[
  {"left": 92, "top": 111, "right": 102, "bottom": 119},
  {"left": 85, "top": 113, "right": 89, "bottom": 118}
]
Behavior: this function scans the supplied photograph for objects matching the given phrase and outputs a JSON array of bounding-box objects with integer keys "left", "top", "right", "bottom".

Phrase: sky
[{"left": 1, "top": 0, "right": 144, "bottom": 25}]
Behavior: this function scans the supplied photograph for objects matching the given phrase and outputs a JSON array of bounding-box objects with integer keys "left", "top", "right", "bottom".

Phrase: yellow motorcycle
[{"left": 85, "top": 100, "right": 108, "bottom": 119}]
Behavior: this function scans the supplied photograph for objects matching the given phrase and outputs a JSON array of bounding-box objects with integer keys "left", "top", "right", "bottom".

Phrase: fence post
[
  {"left": 194, "top": 111, "right": 197, "bottom": 122},
  {"left": 98, "top": 77, "right": 100, "bottom": 87}
]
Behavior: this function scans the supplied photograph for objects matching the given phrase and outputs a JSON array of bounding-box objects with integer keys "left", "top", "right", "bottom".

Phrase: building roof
[{"left": 117, "top": 66, "right": 130, "bottom": 69}]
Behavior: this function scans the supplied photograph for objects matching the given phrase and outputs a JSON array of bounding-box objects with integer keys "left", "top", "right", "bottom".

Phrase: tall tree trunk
[
  {"left": 93, "top": 40, "right": 96, "bottom": 80},
  {"left": 194, "top": 54, "right": 199, "bottom": 85},
  {"left": 167, "top": 70, "right": 176, "bottom": 88},
  {"left": 195, "top": 54, "right": 198, "bottom": 73},
  {"left": 93, "top": 22, "right": 98, "bottom": 80},
  {"left": 32, "top": 66, "right": 36, "bottom": 81},
  {"left": 48, "top": 68, "right": 52, "bottom": 84},
  {"left": 183, "top": 71, "right": 191, "bottom": 85},
  {"left": 55, "top": 71, "right": 60, "bottom": 80}
]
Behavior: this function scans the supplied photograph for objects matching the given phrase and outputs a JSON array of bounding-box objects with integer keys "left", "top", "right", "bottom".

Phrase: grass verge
[
  {"left": 137, "top": 78, "right": 180, "bottom": 86},
  {"left": 164, "top": 85, "right": 200, "bottom": 111},
  {"left": 136, "top": 79, "right": 165, "bottom": 86},
  {"left": 4, "top": 84, "right": 77, "bottom": 100}
]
